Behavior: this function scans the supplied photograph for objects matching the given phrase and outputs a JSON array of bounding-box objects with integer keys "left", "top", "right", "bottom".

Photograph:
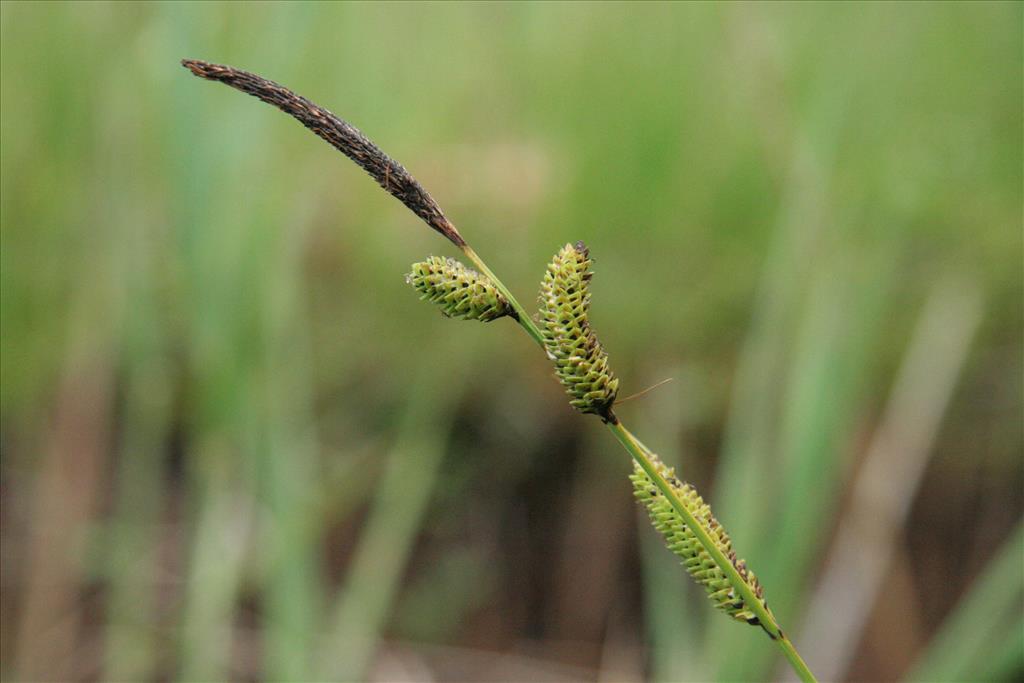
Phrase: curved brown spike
[{"left": 181, "top": 59, "right": 465, "bottom": 248}]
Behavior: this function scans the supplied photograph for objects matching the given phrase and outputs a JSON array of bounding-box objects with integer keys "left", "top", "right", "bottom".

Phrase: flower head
[
  {"left": 407, "top": 256, "right": 512, "bottom": 322},
  {"left": 539, "top": 242, "right": 619, "bottom": 417},
  {"left": 631, "top": 455, "right": 769, "bottom": 625}
]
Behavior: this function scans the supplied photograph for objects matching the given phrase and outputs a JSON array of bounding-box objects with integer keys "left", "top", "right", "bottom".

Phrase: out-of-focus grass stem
[
  {"left": 792, "top": 283, "right": 982, "bottom": 682},
  {"left": 321, "top": 348, "right": 473, "bottom": 679},
  {"left": 905, "top": 522, "right": 1024, "bottom": 683}
]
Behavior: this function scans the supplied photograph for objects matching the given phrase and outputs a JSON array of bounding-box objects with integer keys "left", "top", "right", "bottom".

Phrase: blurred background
[{"left": 1, "top": 2, "right": 1021, "bottom": 682}]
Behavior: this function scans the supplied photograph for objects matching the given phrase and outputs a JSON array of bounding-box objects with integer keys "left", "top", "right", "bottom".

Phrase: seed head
[
  {"left": 539, "top": 242, "right": 619, "bottom": 418},
  {"left": 407, "top": 256, "right": 512, "bottom": 322},
  {"left": 631, "top": 455, "right": 769, "bottom": 626},
  {"left": 182, "top": 59, "right": 466, "bottom": 247}
]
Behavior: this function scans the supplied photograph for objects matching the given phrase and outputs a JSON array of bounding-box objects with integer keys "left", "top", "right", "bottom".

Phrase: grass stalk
[
  {"left": 322, "top": 349, "right": 472, "bottom": 679},
  {"left": 905, "top": 522, "right": 1024, "bottom": 682},
  {"left": 793, "top": 282, "right": 982, "bottom": 681},
  {"left": 183, "top": 59, "right": 818, "bottom": 682},
  {"left": 462, "top": 245, "right": 546, "bottom": 348}
]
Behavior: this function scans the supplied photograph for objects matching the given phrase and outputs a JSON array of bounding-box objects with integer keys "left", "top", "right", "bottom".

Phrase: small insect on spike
[
  {"left": 538, "top": 242, "right": 619, "bottom": 418},
  {"left": 630, "top": 454, "right": 771, "bottom": 626},
  {"left": 406, "top": 256, "right": 513, "bottom": 322}
]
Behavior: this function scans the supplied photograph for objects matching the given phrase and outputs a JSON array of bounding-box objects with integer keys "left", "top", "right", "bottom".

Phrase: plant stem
[
  {"left": 181, "top": 61, "right": 815, "bottom": 681},
  {"left": 462, "top": 246, "right": 546, "bottom": 349},
  {"left": 776, "top": 632, "right": 818, "bottom": 683}
]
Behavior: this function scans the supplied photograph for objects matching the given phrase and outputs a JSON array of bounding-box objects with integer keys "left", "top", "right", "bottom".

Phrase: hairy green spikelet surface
[
  {"left": 539, "top": 242, "right": 619, "bottom": 417},
  {"left": 407, "top": 256, "right": 512, "bottom": 322},
  {"left": 631, "top": 455, "right": 769, "bottom": 626}
]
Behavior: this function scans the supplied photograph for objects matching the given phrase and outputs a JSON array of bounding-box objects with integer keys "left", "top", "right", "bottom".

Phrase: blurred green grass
[{"left": 1, "top": 2, "right": 1021, "bottom": 681}]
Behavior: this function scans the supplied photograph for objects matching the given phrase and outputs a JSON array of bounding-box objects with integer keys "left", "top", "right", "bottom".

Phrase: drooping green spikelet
[
  {"left": 539, "top": 242, "right": 619, "bottom": 417},
  {"left": 406, "top": 256, "right": 512, "bottom": 322},
  {"left": 630, "top": 455, "right": 769, "bottom": 626}
]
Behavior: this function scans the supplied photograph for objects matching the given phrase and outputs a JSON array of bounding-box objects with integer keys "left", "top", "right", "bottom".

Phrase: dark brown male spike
[{"left": 181, "top": 59, "right": 466, "bottom": 247}]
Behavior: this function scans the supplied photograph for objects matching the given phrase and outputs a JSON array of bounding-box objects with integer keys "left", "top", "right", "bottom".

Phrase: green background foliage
[{"left": 1, "top": 2, "right": 1020, "bottom": 681}]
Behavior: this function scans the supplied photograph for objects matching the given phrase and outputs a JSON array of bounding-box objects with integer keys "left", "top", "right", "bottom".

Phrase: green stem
[
  {"left": 777, "top": 633, "right": 817, "bottom": 683},
  {"left": 462, "top": 245, "right": 816, "bottom": 683},
  {"left": 462, "top": 246, "right": 546, "bottom": 349}
]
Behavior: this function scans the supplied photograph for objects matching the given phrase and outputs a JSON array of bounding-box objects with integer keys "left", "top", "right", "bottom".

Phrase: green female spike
[
  {"left": 539, "top": 242, "right": 619, "bottom": 418},
  {"left": 630, "top": 454, "right": 770, "bottom": 626},
  {"left": 406, "top": 256, "right": 513, "bottom": 322}
]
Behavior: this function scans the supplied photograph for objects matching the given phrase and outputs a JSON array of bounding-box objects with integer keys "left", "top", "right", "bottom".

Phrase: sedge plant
[{"left": 182, "top": 59, "right": 817, "bottom": 683}]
